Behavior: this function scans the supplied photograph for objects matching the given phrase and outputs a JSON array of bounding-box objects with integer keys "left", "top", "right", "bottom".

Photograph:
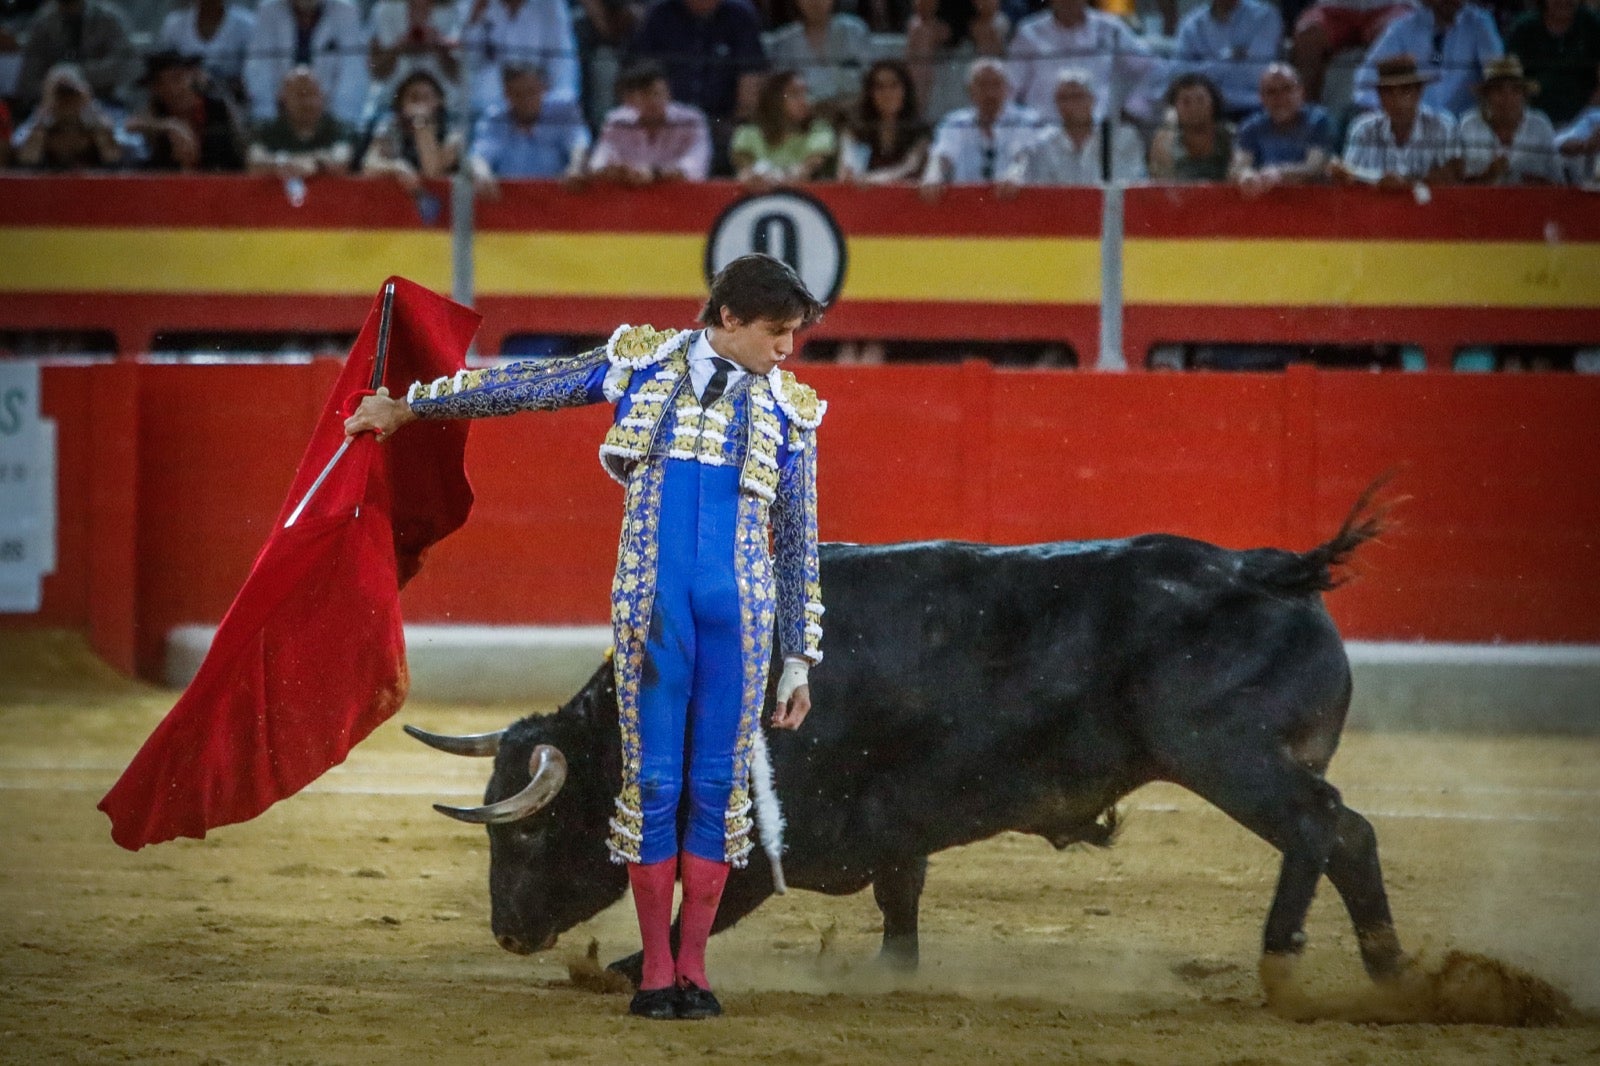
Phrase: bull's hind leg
[
  {"left": 1174, "top": 751, "right": 1357, "bottom": 1003},
  {"left": 1325, "top": 805, "right": 1406, "bottom": 979},
  {"left": 872, "top": 858, "right": 927, "bottom": 970}
]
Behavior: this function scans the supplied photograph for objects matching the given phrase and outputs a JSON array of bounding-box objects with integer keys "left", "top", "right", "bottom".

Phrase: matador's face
[{"left": 713, "top": 314, "right": 803, "bottom": 376}]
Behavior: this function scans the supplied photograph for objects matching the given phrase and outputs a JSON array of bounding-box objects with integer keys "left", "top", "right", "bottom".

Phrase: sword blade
[
  {"left": 281, "top": 282, "right": 400, "bottom": 530},
  {"left": 283, "top": 437, "right": 351, "bottom": 528}
]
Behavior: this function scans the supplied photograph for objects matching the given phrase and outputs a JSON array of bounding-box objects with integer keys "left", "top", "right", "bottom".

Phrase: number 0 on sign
[{"left": 705, "top": 192, "right": 847, "bottom": 306}]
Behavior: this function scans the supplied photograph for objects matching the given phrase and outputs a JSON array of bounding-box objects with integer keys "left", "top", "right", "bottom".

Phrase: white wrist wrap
[{"left": 776, "top": 660, "right": 809, "bottom": 705}]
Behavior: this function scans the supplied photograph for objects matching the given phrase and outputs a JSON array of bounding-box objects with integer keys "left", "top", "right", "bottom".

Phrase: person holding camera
[{"left": 11, "top": 61, "right": 126, "bottom": 170}]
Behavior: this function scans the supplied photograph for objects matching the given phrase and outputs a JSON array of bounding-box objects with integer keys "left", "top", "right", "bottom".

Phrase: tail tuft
[{"left": 1246, "top": 473, "right": 1402, "bottom": 596}]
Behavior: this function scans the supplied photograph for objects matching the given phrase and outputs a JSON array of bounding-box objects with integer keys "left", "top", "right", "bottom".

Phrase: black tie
[{"left": 701, "top": 357, "right": 734, "bottom": 406}]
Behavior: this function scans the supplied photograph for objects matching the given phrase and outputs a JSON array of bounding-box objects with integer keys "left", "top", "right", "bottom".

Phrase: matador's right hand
[{"left": 343, "top": 386, "right": 415, "bottom": 442}]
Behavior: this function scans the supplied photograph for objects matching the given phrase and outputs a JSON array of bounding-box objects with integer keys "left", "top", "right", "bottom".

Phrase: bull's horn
[
  {"left": 403, "top": 723, "right": 504, "bottom": 757},
  {"left": 432, "top": 745, "right": 568, "bottom": 825}
]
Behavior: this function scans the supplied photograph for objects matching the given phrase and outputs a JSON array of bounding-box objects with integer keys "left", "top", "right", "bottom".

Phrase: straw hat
[
  {"left": 1477, "top": 55, "right": 1539, "bottom": 95},
  {"left": 1374, "top": 55, "right": 1436, "bottom": 89}
]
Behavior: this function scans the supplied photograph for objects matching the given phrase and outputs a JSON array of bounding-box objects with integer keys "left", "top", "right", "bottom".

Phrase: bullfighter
[{"left": 345, "top": 253, "right": 827, "bottom": 1021}]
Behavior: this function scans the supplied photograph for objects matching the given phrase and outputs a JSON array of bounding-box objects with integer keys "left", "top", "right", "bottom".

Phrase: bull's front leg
[{"left": 872, "top": 858, "right": 927, "bottom": 971}]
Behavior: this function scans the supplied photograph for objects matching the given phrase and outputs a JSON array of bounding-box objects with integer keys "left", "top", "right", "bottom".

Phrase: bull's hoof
[
  {"left": 1358, "top": 925, "right": 1411, "bottom": 982},
  {"left": 1259, "top": 952, "right": 1318, "bottom": 1022},
  {"left": 607, "top": 952, "right": 645, "bottom": 990},
  {"left": 876, "top": 942, "right": 920, "bottom": 973}
]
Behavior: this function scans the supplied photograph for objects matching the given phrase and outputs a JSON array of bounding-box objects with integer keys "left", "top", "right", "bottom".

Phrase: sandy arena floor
[{"left": 2, "top": 633, "right": 1597, "bottom": 1065}]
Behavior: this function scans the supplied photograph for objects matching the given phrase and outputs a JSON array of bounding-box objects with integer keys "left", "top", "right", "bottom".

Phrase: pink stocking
[
  {"left": 676, "top": 851, "right": 730, "bottom": 989},
  {"left": 627, "top": 857, "right": 678, "bottom": 991}
]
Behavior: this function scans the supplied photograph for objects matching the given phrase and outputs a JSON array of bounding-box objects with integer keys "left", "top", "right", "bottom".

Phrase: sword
[{"left": 284, "top": 282, "right": 396, "bottom": 529}]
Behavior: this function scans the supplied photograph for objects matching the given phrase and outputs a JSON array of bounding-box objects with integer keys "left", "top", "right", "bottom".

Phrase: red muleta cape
[{"left": 99, "top": 277, "right": 481, "bottom": 850}]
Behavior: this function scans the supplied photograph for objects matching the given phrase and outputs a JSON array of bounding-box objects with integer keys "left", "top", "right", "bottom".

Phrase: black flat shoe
[
  {"left": 628, "top": 986, "right": 677, "bottom": 1020},
  {"left": 675, "top": 981, "right": 722, "bottom": 1020}
]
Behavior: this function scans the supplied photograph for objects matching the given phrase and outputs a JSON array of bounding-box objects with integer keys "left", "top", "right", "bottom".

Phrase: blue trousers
[{"left": 636, "top": 459, "right": 746, "bottom": 864}]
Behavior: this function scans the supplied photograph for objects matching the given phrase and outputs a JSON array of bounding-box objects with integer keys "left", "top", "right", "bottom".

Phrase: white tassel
[{"left": 749, "top": 727, "right": 787, "bottom": 894}]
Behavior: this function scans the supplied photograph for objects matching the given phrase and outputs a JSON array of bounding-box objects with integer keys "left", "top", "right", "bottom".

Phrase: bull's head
[{"left": 407, "top": 664, "right": 629, "bottom": 955}]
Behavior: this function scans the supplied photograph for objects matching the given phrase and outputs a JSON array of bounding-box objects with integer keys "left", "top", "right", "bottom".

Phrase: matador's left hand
[
  {"left": 772, "top": 660, "right": 811, "bottom": 730},
  {"left": 772, "top": 684, "right": 811, "bottom": 730}
]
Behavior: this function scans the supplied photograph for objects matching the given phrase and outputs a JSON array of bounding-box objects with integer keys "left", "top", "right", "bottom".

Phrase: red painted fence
[{"left": 11, "top": 361, "right": 1599, "bottom": 679}]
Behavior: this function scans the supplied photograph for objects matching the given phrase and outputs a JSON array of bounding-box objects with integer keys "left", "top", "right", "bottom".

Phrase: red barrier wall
[{"left": 11, "top": 362, "right": 1599, "bottom": 678}]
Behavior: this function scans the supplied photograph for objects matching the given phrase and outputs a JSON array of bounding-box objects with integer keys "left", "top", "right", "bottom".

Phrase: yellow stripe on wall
[
  {"left": 0, "top": 227, "right": 454, "bottom": 294},
  {"left": 1126, "top": 239, "right": 1600, "bottom": 309},
  {"left": 475, "top": 232, "right": 707, "bottom": 297},
  {"left": 846, "top": 237, "right": 1101, "bottom": 302},
  {"left": 19, "top": 229, "right": 1586, "bottom": 309},
  {"left": 0, "top": 227, "right": 1102, "bottom": 305}
]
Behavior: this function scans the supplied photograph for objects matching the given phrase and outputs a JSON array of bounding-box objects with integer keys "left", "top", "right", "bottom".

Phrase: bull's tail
[{"left": 1243, "top": 475, "right": 1400, "bottom": 596}]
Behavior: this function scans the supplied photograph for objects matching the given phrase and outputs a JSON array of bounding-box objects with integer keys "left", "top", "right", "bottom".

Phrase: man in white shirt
[
  {"left": 1007, "top": 0, "right": 1160, "bottom": 123},
  {"left": 586, "top": 60, "right": 713, "bottom": 183},
  {"left": 1459, "top": 55, "right": 1558, "bottom": 184},
  {"left": 921, "top": 57, "right": 1043, "bottom": 196},
  {"left": 999, "top": 67, "right": 1145, "bottom": 189},
  {"left": 763, "top": 0, "right": 872, "bottom": 112},
  {"left": 1555, "top": 106, "right": 1600, "bottom": 184},
  {"left": 366, "top": 0, "right": 461, "bottom": 114},
  {"left": 245, "top": 0, "right": 370, "bottom": 126},
  {"left": 459, "top": 0, "right": 582, "bottom": 115},
  {"left": 1172, "top": 0, "right": 1283, "bottom": 120},
  {"left": 1333, "top": 55, "right": 1461, "bottom": 189},
  {"left": 159, "top": 0, "right": 256, "bottom": 99}
]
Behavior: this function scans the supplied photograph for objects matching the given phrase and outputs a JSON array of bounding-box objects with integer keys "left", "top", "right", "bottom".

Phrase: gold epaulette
[
  {"left": 605, "top": 324, "right": 686, "bottom": 369},
  {"left": 771, "top": 370, "right": 826, "bottom": 430}
]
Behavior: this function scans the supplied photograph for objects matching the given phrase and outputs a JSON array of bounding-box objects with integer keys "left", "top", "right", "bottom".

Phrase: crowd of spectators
[{"left": 0, "top": 0, "right": 1595, "bottom": 189}]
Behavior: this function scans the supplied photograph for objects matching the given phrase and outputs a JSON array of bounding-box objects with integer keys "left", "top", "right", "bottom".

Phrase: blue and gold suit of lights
[{"left": 405, "top": 325, "right": 824, "bottom": 866}]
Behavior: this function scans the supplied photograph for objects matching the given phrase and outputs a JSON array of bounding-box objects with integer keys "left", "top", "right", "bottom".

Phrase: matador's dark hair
[{"left": 698, "top": 254, "right": 825, "bottom": 329}]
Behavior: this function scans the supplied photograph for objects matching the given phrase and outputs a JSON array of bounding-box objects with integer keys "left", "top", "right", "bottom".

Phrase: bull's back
[{"left": 772, "top": 537, "right": 1353, "bottom": 864}]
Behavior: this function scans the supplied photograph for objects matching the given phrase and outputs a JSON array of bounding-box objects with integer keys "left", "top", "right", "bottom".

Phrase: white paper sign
[{"left": 0, "top": 362, "right": 57, "bottom": 613}]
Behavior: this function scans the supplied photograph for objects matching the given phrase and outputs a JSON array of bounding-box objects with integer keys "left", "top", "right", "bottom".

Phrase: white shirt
[
  {"left": 764, "top": 15, "right": 873, "bottom": 105},
  {"left": 1554, "top": 107, "right": 1600, "bottom": 184},
  {"left": 367, "top": 0, "right": 461, "bottom": 108},
  {"left": 245, "top": 0, "right": 371, "bottom": 124},
  {"left": 1172, "top": 0, "right": 1283, "bottom": 115},
  {"left": 1005, "top": 121, "right": 1147, "bottom": 185},
  {"left": 159, "top": 4, "right": 257, "bottom": 87},
  {"left": 1007, "top": 10, "right": 1160, "bottom": 122},
  {"left": 459, "top": 0, "right": 581, "bottom": 114},
  {"left": 688, "top": 331, "right": 749, "bottom": 402},
  {"left": 1458, "top": 108, "right": 1558, "bottom": 184},
  {"left": 1343, "top": 106, "right": 1459, "bottom": 181},
  {"left": 925, "top": 102, "right": 1044, "bottom": 183}
]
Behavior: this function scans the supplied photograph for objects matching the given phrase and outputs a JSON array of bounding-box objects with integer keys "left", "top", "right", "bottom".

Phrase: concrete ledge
[
  {"left": 166, "top": 624, "right": 612, "bottom": 706},
  {"left": 166, "top": 627, "right": 1600, "bottom": 732},
  {"left": 1345, "top": 641, "right": 1600, "bottom": 734}
]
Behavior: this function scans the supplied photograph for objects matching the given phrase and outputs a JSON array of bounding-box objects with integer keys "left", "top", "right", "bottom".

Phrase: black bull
[{"left": 407, "top": 497, "right": 1406, "bottom": 991}]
